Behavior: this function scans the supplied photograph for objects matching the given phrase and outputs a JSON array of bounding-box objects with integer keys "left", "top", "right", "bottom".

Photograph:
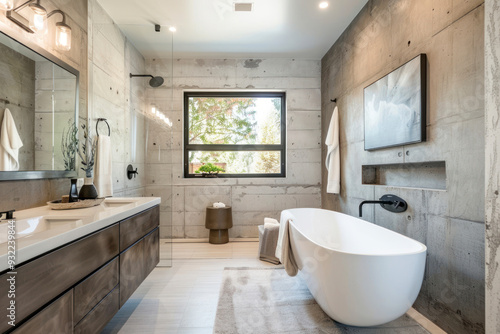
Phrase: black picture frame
[{"left": 364, "top": 54, "right": 427, "bottom": 151}]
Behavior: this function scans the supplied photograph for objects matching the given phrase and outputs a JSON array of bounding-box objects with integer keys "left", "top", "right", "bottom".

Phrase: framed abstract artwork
[{"left": 364, "top": 54, "right": 427, "bottom": 151}]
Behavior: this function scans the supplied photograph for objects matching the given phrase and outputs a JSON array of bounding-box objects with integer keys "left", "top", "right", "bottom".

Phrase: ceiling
[{"left": 97, "top": 0, "right": 368, "bottom": 59}]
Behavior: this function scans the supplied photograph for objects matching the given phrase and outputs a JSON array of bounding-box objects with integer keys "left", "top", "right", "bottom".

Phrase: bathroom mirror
[{"left": 0, "top": 31, "right": 79, "bottom": 180}]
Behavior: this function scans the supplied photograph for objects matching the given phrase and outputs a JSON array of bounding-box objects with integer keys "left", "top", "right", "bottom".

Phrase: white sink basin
[
  {"left": 102, "top": 198, "right": 138, "bottom": 208},
  {"left": 0, "top": 216, "right": 84, "bottom": 244}
]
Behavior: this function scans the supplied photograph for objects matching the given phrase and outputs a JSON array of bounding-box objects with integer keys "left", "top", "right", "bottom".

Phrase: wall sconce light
[
  {"left": 4, "top": 0, "right": 71, "bottom": 51},
  {"left": 28, "top": 0, "right": 46, "bottom": 32},
  {"left": 48, "top": 10, "right": 71, "bottom": 51}
]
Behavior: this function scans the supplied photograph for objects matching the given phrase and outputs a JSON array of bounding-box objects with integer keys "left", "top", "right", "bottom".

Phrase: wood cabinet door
[
  {"left": 120, "top": 238, "right": 145, "bottom": 307},
  {"left": 120, "top": 205, "right": 159, "bottom": 251},
  {"left": 74, "top": 257, "right": 119, "bottom": 324},
  {"left": 12, "top": 290, "right": 73, "bottom": 334},
  {"left": 144, "top": 227, "right": 160, "bottom": 278},
  {"left": 74, "top": 285, "right": 120, "bottom": 334}
]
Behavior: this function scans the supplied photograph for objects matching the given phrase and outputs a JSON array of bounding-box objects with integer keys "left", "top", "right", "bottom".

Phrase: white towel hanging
[
  {"left": 0, "top": 108, "right": 23, "bottom": 171},
  {"left": 94, "top": 135, "right": 113, "bottom": 197},
  {"left": 325, "top": 106, "right": 340, "bottom": 194}
]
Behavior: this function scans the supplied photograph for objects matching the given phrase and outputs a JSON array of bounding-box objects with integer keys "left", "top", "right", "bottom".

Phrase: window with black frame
[{"left": 184, "top": 92, "right": 286, "bottom": 178}]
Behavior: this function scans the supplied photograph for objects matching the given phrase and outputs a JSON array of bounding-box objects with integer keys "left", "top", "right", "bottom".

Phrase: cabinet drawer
[
  {"left": 120, "top": 238, "right": 145, "bottom": 307},
  {"left": 120, "top": 205, "right": 159, "bottom": 251},
  {"left": 144, "top": 227, "right": 160, "bottom": 278},
  {"left": 0, "top": 224, "right": 119, "bottom": 333},
  {"left": 12, "top": 290, "right": 73, "bottom": 334},
  {"left": 74, "top": 256, "right": 119, "bottom": 324},
  {"left": 74, "top": 285, "right": 120, "bottom": 334}
]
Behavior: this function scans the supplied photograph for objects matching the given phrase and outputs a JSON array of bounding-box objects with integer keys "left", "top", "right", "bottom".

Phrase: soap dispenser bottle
[{"left": 69, "top": 179, "right": 79, "bottom": 202}]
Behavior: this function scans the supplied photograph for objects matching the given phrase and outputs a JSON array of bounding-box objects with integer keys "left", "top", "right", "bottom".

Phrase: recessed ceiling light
[
  {"left": 169, "top": 26, "right": 176, "bottom": 32},
  {"left": 319, "top": 1, "right": 329, "bottom": 9}
]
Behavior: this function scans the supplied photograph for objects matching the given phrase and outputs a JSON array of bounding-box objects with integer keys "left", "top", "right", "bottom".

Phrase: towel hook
[
  {"left": 96, "top": 118, "right": 111, "bottom": 136},
  {"left": 0, "top": 98, "right": 10, "bottom": 105},
  {"left": 330, "top": 98, "right": 337, "bottom": 103}
]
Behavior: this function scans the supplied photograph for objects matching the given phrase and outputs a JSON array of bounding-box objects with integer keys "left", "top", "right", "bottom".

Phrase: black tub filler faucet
[{"left": 359, "top": 195, "right": 408, "bottom": 217}]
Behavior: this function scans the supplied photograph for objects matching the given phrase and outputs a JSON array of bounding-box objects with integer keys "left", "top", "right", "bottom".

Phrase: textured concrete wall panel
[{"left": 321, "top": 0, "right": 485, "bottom": 332}]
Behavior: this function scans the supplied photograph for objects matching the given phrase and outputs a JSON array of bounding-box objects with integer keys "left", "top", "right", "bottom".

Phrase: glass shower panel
[{"left": 145, "top": 32, "right": 174, "bottom": 267}]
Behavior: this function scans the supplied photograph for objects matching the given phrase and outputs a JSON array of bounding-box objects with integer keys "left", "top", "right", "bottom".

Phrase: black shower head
[
  {"left": 129, "top": 73, "right": 164, "bottom": 88},
  {"left": 149, "top": 76, "right": 164, "bottom": 88}
]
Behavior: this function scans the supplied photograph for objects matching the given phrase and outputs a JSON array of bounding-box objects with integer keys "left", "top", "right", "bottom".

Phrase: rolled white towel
[
  {"left": 264, "top": 217, "right": 279, "bottom": 226},
  {"left": 213, "top": 202, "right": 226, "bottom": 208},
  {"left": 264, "top": 222, "right": 278, "bottom": 229}
]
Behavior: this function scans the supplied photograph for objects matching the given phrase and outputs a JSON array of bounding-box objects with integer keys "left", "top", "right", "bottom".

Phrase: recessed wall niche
[{"left": 362, "top": 161, "right": 446, "bottom": 190}]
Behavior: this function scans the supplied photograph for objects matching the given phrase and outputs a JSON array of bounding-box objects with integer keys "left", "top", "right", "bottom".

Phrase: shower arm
[{"left": 130, "top": 74, "right": 154, "bottom": 79}]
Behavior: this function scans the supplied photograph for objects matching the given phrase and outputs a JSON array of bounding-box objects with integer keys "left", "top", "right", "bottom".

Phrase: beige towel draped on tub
[{"left": 275, "top": 210, "right": 298, "bottom": 276}]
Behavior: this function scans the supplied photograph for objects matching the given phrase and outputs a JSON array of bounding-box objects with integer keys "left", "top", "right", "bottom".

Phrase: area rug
[{"left": 213, "top": 268, "right": 430, "bottom": 334}]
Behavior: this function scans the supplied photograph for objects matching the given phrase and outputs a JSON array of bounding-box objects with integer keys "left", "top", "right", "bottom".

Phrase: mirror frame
[{"left": 0, "top": 31, "right": 80, "bottom": 181}]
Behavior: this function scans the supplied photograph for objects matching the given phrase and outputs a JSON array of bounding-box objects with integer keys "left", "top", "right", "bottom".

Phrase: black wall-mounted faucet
[
  {"left": 0, "top": 210, "right": 15, "bottom": 220},
  {"left": 127, "top": 164, "right": 139, "bottom": 180},
  {"left": 359, "top": 195, "right": 407, "bottom": 217}
]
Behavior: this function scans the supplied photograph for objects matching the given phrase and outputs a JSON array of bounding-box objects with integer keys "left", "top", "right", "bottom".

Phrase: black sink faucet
[
  {"left": 0, "top": 210, "right": 15, "bottom": 220},
  {"left": 358, "top": 195, "right": 408, "bottom": 217}
]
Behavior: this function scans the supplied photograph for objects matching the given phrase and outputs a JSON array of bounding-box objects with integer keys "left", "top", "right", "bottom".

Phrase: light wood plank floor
[{"left": 102, "top": 241, "right": 445, "bottom": 334}]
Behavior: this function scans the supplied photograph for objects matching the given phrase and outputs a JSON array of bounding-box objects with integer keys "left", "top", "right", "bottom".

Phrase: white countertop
[{"left": 0, "top": 197, "right": 161, "bottom": 272}]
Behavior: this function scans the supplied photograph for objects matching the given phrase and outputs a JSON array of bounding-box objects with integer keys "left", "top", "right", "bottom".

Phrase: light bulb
[
  {"left": 28, "top": 1, "right": 47, "bottom": 32},
  {"left": 0, "top": 0, "right": 13, "bottom": 11},
  {"left": 319, "top": 1, "right": 329, "bottom": 9},
  {"left": 169, "top": 26, "right": 176, "bottom": 32},
  {"left": 29, "top": 12, "right": 46, "bottom": 32},
  {"left": 55, "top": 22, "right": 71, "bottom": 51}
]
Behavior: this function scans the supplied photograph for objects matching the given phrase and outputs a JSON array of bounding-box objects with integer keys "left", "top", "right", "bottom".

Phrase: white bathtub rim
[{"left": 283, "top": 208, "right": 427, "bottom": 257}]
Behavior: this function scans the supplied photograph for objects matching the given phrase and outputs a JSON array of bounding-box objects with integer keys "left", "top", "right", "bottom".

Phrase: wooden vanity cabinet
[
  {"left": 0, "top": 205, "right": 160, "bottom": 334},
  {"left": 0, "top": 224, "right": 119, "bottom": 334}
]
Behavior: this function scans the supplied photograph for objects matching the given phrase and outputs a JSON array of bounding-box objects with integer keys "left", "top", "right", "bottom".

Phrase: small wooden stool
[{"left": 205, "top": 206, "right": 233, "bottom": 244}]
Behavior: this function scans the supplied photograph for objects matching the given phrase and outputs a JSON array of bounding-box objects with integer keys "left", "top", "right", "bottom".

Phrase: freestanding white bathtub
[{"left": 284, "top": 208, "right": 427, "bottom": 327}]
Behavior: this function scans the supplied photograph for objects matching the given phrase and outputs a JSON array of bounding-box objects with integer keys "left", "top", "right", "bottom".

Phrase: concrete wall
[
  {"left": 35, "top": 61, "right": 78, "bottom": 171},
  {"left": 0, "top": 43, "right": 35, "bottom": 171},
  {"left": 0, "top": 0, "right": 87, "bottom": 212},
  {"left": 321, "top": 0, "right": 485, "bottom": 333},
  {"left": 88, "top": 0, "right": 147, "bottom": 197},
  {"left": 485, "top": 0, "right": 500, "bottom": 332},
  {"left": 145, "top": 58, "right": 322, "bottom": 238}
]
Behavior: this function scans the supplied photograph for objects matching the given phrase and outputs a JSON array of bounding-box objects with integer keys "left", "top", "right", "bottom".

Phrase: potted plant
[
  {"left": 195, "top": 163, "right": 225, "bottom": 177},
  {"left": 78, "top": 124, "right": 98, "bottom": 199},
  {"left": 61, "top": 121, "right": 78, "bottom": 171}
]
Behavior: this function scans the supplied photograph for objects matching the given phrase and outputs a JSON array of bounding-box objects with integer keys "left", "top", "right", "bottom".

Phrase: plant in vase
[
  {"left": 78, "top": 124, "right": 98, "bottom": 200},
  {"left": 195, "top": 163, "right": 225, "bottom": 177},
  {"left": 61, "top": 121, "right": 78, "bottom": 171}
]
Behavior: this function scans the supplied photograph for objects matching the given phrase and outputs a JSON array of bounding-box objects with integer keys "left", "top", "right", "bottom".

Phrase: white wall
[{"left": 145, "top": 58, "right": 322, "bottom": 238}]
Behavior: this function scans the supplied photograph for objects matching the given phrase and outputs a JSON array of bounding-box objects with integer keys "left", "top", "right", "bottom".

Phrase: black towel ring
[{"left": 96, "top": 118, "right": 111, "bottom": 136}]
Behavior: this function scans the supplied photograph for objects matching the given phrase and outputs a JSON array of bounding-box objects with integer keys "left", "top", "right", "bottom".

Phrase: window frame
[{"left": 184, "top": 91, "right": 286, "bottom": 178}]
